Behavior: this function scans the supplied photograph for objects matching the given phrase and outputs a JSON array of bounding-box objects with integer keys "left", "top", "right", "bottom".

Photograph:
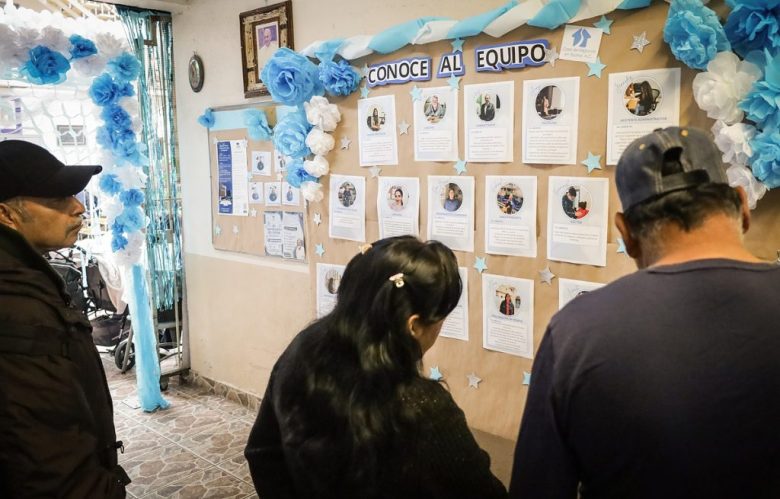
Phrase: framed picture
[
  {"left": 0, "top": 97, "right": 22, "bottom": 134},
  {"left": 239, "top": 1, "right": 294, "bottom": 99}
]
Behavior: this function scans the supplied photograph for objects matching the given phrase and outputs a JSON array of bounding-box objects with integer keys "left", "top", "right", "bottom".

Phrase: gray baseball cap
[{"left": 616, "top": 127, "right": 728, "bottom": 212}]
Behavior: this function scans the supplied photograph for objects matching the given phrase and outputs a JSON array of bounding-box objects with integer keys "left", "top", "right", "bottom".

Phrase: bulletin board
[{"left": 208, "top": 104, "right": 309, "bottom": 261}]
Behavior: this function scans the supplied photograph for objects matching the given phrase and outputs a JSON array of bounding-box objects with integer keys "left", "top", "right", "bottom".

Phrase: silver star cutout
[
  {"left": 539, "top": 266, "right": 556, "bottom": 285},
  {"left": 232, "top": 225, "right": 240, "bottom": 235},
  {"left": 360, "top": 64, "right": 369, "bottom": 78},
  {"left": 544, "top": 46, "right": 559, "bottom": 67},
  {"left": 631, "top": 32, "right": 651, "bottom": 53},
  {"left": 250, "top": 208, "right": 258, "bottom": 217},
  {"left": 313, "top": 213, "right": 322, "bottom": 226},
  {"left": 467, "top": 373, "right": 482, "bottom": 389},
  {"left": 368, "top": 166, "right": 382, "bottom": 178},
  {"left": 340, "top": 136, "right": 351, "bottom": 150},
  {"left": 214, "top": 224, "right": 222, "bottom": 236},
  {"left": 398, "top": 120, "right": 410, "bottom": 135}
]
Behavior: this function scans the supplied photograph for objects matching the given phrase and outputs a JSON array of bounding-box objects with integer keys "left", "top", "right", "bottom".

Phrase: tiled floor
[{"left": 104, "top": 356, "right": 258, "bottom": 499}]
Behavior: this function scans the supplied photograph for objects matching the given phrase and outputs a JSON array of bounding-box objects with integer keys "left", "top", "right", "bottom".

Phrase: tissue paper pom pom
[
  {"left": 20, "top": 45, "right": 70, "bottom": 85},
  {"left": 319, "top": 59, "right": 360, "bottom": 97},
  {"left": 119, "top": 188, "right": 145, "bottom": 207},
  {"left": 115, "top": 165, "right": 148, "bottom": 190},
  {"left": 285, "top": 159, "right": 318, "bottom": 188},
  {"left": 664, "top": 0, "right": 731, "bottom": 70},
  {"left": 89, "top": 73, "right": 122, "bottom": 106},
  {"left": 304, "top": 96, "right": 341, "bottom": 131},
  {"left": 99, "top": 173, "right": 123, "bottom": 195},
  {"left": 197, "top": 108, "right": 215, "bottom": 128},
  {"left": 111, "top": 233, "right": 128, "bottom": 252},
  {"left": 749, "top": 130, "right": 780, "bottom": 188},
  {"left": 724, "top": 4, "right": 780, "bottom": 58},
  {"left": 95, "top": 33, "right": 126, "bottom": 59},
  {"left": 712, "top": 120, "right": 756, "bottom": 167},
  {"left": 303, "top": 155, "right": 329, "bottom": 177},
  {"left": 113, "top": 232, "right": 145, "bottom": 267},
  {"left": 273, "top": 109, "right": 312, "bottom": 158},
  {"left": 71, "top": 53, "right": 107, "bottom": 78},
  {"left": 116, "top": 206, "right": 146, "bottom": 232},
  {"left": 692, "top": 52, "right": 762, "bottom": 124},
  {"left": 39, "top": 27, "right": 69, "bottom": 54},
  {"left": 740, "top": 51, "right": 780, "bottom": 132},
  {"left": 69, "top": 34, "right": 97, "bottom": 60},
  {"left": 260, "top": 47, "right": 324, "bottom": 106},
  {"left": 726, "top": 164, "right": 767, "bottom": 210},
  {"left": 244, "top": 108, "right": 273, "bottom": 141},
  {"left": 305, "top": 128, "right": 335, "bottom": 156},
  {"left": 300, "top": 180, "right": 324, "bottom": 202},
  {"left": 101, "top": 104, "right": 132, "bottom": 130},
  {"left": 107, "top": 52, "right": 141, "bottom": 82}
]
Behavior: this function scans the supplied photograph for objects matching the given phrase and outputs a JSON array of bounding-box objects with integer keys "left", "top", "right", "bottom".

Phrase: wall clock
[{"left": 188, "top": 54, "right": 204, "bottom": 93}]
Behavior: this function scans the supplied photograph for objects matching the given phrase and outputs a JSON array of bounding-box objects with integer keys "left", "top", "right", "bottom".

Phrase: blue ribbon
[
  {"left": 369, "top": 16, "right": 447, "bottom": 54},
  {"left": 447, "top": 0, "right": 519, "bottom": 38},
  {"left": 617, "top": 0, "right": 652, "bottom": 9},
  {"left": 528, "top": 0, "right": 581, "bottom": 29},
  {"left": 314, "top": 38, "right": 345, "bottom": 62}
]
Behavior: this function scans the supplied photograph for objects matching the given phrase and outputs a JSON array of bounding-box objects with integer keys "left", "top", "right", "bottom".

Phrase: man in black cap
[
  {"left": 0, "top": 140, "right": 130, "bottom": 497},
  {"left": 509, "top": 127, "right": 780, "bottom": 498}
]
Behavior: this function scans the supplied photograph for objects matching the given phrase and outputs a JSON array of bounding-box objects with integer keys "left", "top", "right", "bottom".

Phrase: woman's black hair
[{"left": 276, "top": 236, "right": 461, "bottom": 494}]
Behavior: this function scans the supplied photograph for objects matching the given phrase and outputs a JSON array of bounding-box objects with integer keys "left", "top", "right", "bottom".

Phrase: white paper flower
[
  {"left": 95, "top": 32, "right": 126, "bottom": 59},
  {"left": 726, "top": 164, "right": 767, "bottom": 210},
  {"left": 71, "top": 53, "right": 107, "bottom": 78},
  {"left": 38, "top": 26, "right": 69, "bottom": 53},
  {"left": 305, "top": 128, "right": 335, "bottom": 156},
  {"left": 304, "top": 155, "right": 329, "bottom": 178},
  {"left": 115, "top": 164, "right": 148, "bottom": 190},
  {"left": 711, "top": 120, "right": 756, "bottom": 167},
  {"left": 113, "top": 231, "right": 145, "bottom": 267},
  {"left": 693, "top": 52, "right": 762, "bottom": 124},
  {"left": 0, "top": 25, "right": 24, "bottom": 68},
  {"left": 304, "top": 96, "right": 341, "bottom": 132},
  {"left": 101, "top": 197, "right": 124, "bottom": 220},
  {"left": 15, "top": 27, "right": 39, "bottom": 52},
  {"left": 300, "top": 180, "right": 324, "bottom": 202}
]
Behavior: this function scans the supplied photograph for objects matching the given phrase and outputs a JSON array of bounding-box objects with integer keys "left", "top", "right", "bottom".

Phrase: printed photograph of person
[
  {"left": 496, "top": 183, "right": 524, "bottom": 215},
  {"left": 535, "top": 85, "right": 564, "bottom": 120},
  {"left": 268, "top": 185, "right": 278, "bottom": 203},
  {"left": 561, "top": 185, "right": 592, "bottom": 220},
  {"left": 423, "top": 94, "right": 447, "bottom": 123},
  {"left": 575, "top": 201, "right": 589, "bottom": 219},
  {"left": 476, "top": 93, "right": 500, "bottom": 122},
  {"left": 255, "top": 22, "right": 279, "bottom": 80},
  {"left": 252, "top": 151, "right": 271, "bottom": 175},
  {"left": 442, "top": 183, "right": 463, "bottom": 212},
  {"left": 624, "top": 79, "right": 661, "bottom": 117},
  {"left": 366, "top": 106, "right": 386, "bottom": 132},
  {"left": 561, "top": 186, "right": 578, "bottom": 219},
  {"left": 295, "top": 239, "right": 305, "bottom": 260},
  {"left": 388, "top": 186, "right": 405, "bottom": 212},
  {"left": 495, "top": 285, "right": 518, "bottom": 316},
  {"left": 325, "top": 269, "right": 342, "bottom": 295},
  {"left": 338, "top": 181, "right": 357, "bottom": 208}
]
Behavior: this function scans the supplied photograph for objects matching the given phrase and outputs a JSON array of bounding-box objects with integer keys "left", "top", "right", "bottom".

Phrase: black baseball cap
[
  {"left": 0, "top": 140, "right": 102, "bottom": 202},
  {"left": 616, "top": 127, "right": 729, "bottom": 212}
]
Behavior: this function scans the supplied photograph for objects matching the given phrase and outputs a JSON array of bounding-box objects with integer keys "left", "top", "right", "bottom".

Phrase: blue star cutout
[
  {"left": 474, "top": 256, "right": 488, "bottom": 273},
  {"left": 448, "top": 74, "right": 461, "bottom": 90},
  {"left": 581, "top": 152, "right": 602, "bottom": 174},
  {"left": 430, "top": 366, "right": 443, "bottom": 381},
  {"left": 617, "top": 237, "right": 627, "bottom": 255},
  {"left": 315, "top": 243, "right": 325, "bottom": 257},
  {"left": 451, "top": 38, "right": 464, "bottom": 52},
  {"left": 594, "top": 15, "right": 613, "bottom": 35},
  {"left": 410, "top": 85, "right": 422, "bottom": 102},
  {"left": 522, "top": 371, "right": 531, "bottom": 385},
  {"left": 454, "top": 159, "right": 467, "bottom": 175},
  {"left": 360, "top": 86, "right": 370, "bottom": 99},
  {"left": 587, "top": 57, "right": 607, "bottom": 78}
]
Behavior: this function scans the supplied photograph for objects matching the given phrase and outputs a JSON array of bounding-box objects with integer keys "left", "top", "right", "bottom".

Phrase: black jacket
[{"left": 0, "top": 224, "right": 130, "bottom": 498}]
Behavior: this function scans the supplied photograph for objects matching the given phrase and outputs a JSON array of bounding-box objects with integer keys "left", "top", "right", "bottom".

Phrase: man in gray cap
[
  {"left": 0, "top": 140, "right": 130, "bottom": 497},
  {"left": 509, "top": 127, "right": 780, "bottom": 498}
]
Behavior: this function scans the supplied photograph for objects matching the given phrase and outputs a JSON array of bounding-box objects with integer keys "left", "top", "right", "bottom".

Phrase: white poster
[
  {"left": 546, "top": 176, "right": 609, "bottom": 267},
  {"left": 377, "top": 176, "right": 419, "bottom": 238},
  {"left": 607, "top": 67, "right": 681, "bottom": 165},
  {"left": 558, "top": 278, "right": 605, "bottom": 310},
  {"left": 263, "top": 211, "right": 282, "bottom": 257},
  {"left": 484, "top": 176, "right": 537, "bottom": 257},
  {"left": 281, "top": 182, "right": 301, "bottom": 206},
  {"left": 522, "top": 77, "right": 580, "bottom": 165},
  {"left": 249, "top": 181, "right": 264, "bottom": 204},
  {"left": 426, "top": 175, "right": 475, "bottom": 252},
  {"left": 413, "top": 86, "right": 459, "bottom": 162},
  {"left": 282, "top": 211, "right": 306, "bottom": 261},
  {"left": 274, "top": 149, "right": 289, "bottom": 174},
  {"left": 358, "top": 95, "right": 399, "bottom": 166},
  {"left": 464, "top": 81, "right": 514, "bottom": 163},
  {"left": 316, "top": 263, "right": 346, "bottom": 318},
  {"left": 440, "top": 267, "right": 469, "bottom": 342},
  {"left": 265, "top": 181, "right": 281, "bottom": 206},
  {"left": 251, "top": 150, "right": 272, "bottom": 176},
  {"left": 216, "top": 139, "right": 249, "bottom": 216},
  {"left": 329, "top": 174, "right": 366, "bottom": 242},
  {"left": 482, "top": 274, "right": 534, "bottom": 359}
]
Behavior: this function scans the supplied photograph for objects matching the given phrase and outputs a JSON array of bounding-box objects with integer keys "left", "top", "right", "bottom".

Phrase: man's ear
[
  {"left": 0, "top": 202, "right": 18, "bottom": 228},
  {"left": 615, "top": 212, "right": 641, "bottom": 260},
  {"left": 734, "top": 186, "right": 751, "bottom": 233}
]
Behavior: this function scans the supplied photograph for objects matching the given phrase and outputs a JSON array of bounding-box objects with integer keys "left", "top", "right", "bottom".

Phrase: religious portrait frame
[{"left": 239, "top": 1, "right": 294, "bottom": 98}]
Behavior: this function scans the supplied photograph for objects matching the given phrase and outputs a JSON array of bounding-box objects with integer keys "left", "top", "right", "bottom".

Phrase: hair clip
[
  {"left": 388, "top": 272, "right": 405, "bottom": 288},
  {"left": 358, "top": 243, "right": 373, "bottom": 255}
]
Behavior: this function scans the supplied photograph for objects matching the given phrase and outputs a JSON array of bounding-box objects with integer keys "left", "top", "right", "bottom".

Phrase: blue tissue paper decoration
[
  {"left": 261, "top": 48, "right": 324, "bottom": 106},
  {"left": 450, "top": 1, "right": 517, "bottom": 36},
  {"left": 107, "top": 52, "right": 142, "bottom": 82},
  {"left": 740, "top": 50, "right": 780, "bottom": 132},
  {"left": 724, "top": 4, "right": 780, "bottom": 58},
  {"left": 617, "top": 0, "right": 652, "bottom": 8},
  {"left": 116, "top": 206, "right": 146, "bottom": 232},
  {"left": 120, "top": 188, "right": 145, "bottom": 207},
  {"left": 99, "top": 173, "right": 123, "bottom": 195},
  {"left": 69, "top": 34, "right": 97, "bottom": 60},
  {"left": 749, "top": 130, "right": 780, "bottom": 188},
  {"left": 111, "top": 233, "right": 128, "bottom": 252},
  {"left": 286, "top": 159, "right": 317, "bottom": 188},
  {"left": 528, "top": 0, "right": 580, "bottom": 30},
  {"left": 244, "top": 109, "right": 273, "bottom": 141},
  {"left": 663, "top": 0, "right": 731, "bottom": 70},
  {"left": 101, "top": 104, "right": 132, "bottom": 130},
  {"left": 197, "top": 108, "right": 215, "bottom": 128},
  {"left": 20, "top": 46, "right": 71, "bottom": 85},
  {"left": 89, "top": 73, "right": 133, "bottom": 106},
  {"left": 371, "top": 17, "right": 447, "bottom": 54},
  {"left": 314, "top": 39, "right": 345, "bottom": 63},
  {"left": 273, "top": 108, "right": 312, "bottom": 158},
  {"left": 319, "top": 60, "right": 360, "bottom": 97}
]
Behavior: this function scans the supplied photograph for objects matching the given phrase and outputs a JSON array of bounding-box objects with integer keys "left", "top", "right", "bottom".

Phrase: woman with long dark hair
[{"left": 245, "top": 236, "right": 507, "bottom": 498}]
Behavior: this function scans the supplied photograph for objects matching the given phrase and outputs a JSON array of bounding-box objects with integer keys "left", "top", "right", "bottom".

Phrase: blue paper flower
[
  {"left": 120, "top": 188, "right": 145, "bottom": 207},
  {"left": 20, "top": 46, "right": 71, "bottom": 85},
  {"left": 749, "top": 130, "right": 780, "bottom": 188},
  {"left": 724, "top": 4, "right": 780, "bottom": 57},
  {"left": 197, "top": 108, "right": 215, "bottom": 128},
  {"left": 740, "top": 50, "right": 780, "bottom": 132},
  {"left": 111, "top": 233, "right": 129, "bottom": 252},
  {"left": 260, "top": 47, "right": 324, "bottom": 106},
  {"left": 285, "top": 159, "right": 317, "bottom": 188},
  {"left": 69, "top": 34, "right": 97, "bottom": 60},
  {"left": 244, "top": 109, "right": 273, "bottom": 141},
  {"left": 100, "top": 104, "right": 132, "bottom": 130},
  {"left": 110, "top": 219, "right": 127, "bottom": 235},
  {"left": 664, "top": 0, "right": 731, "bottom": 70},
  {"left": 319, "top": 60, "right": 360, "bottom": 97},
  {"left": 273, "top": 108, "right": 312, "bottom": 158},
  {"left": 116, "top": 206, "right": 146, "bottom": 232},
  {"left": 99, "top": 173, "right": 123, "bottom": 195},
  {"left": 107, "top": 52, "right": 141, "bottom": 82},
  {"left": 89, "top": 73, "right": 121, "bottom": 106}
]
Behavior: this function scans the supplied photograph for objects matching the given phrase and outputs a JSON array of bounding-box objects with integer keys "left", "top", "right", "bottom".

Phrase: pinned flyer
[
  {"left": 316, "top": 263, "right": 345, "bottom": 318},
  {"left": 377, "top": 176, "right": 420, "bottom": 238},
  {"left": 427, "top": 175, "right": 475, "bottom": 252},
  {"left": 464, "top": 81, "right": 514, "bottom": 163},
  {"left": 522, "top": 77, "right": 580, "bottom": 165},
  {"left": 358, "top": 95, "right": 399, "bottom": 166},
  {"left": 558, "top": 278, "right": 605, "bottom": 310},
  {"left": 559, "top": 25, "right": 603, "bottom": 63},
  {"left": 413, "top": 86, "right": 459, "bottom": 162},
  {"left": 484, "top": 176, "right": 537, "bottom": 258},
  {"left": 329, "top": 174, "right": 366, "bottom": 242},
  {"left": 482, "top": 274, "right": 534, "bottom": 359}
]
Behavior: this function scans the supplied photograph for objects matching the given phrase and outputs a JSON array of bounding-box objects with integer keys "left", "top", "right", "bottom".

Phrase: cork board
[{"left": 305, "top": 0, "right": 779, "bottom": 440}]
